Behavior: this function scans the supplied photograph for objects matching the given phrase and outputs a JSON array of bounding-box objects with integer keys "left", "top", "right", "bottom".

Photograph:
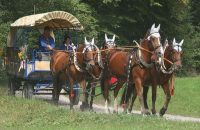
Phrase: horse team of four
[{"left": 47, "top": 23, "right": 183, "bottom": 116}]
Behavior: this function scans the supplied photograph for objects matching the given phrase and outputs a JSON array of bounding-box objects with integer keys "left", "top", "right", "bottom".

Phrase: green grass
[
  {"left": 92, "top": 77, "right": 200, "bottom": 117},
  {"left": 0, "top": 77, "right": 200, "bottom": 130},
  {"left": 0, "top": 96, "right": 200, "bottom": 130}
]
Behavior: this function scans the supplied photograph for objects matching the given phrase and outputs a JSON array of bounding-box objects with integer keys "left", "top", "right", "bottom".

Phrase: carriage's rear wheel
[
  {"left": 8, "top": 77, "right": 15, "bottom": 96},
  {"left": 23, "top": 82, "right": 34, "bottom": 99}
]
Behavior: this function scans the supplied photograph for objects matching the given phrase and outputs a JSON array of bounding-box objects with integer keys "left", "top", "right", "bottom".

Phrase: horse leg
[
  {"left": 52, "top": 74, "right": 60, "bottom": 105},
  {"left": 151, "top": 84, "right": 157, "bottom": 115},
  {"left": 128, "top": 87, "right": 137, "bottom": 113},
  {"left": 159, "top": 82, "right": 171, "bottom": 116},
  {"left": 68, "top": 77, "right": 75, "bottom": 110},
  {"left": 101, "top": 79, "right": 110, "bottom": 113},
  {"left": 90, "top": 83, "right": 96, "bottom": 110},
  {"left": 134, "top": 78, "right": 150, "bottom": 115},
  {"left": 113, "top": 81, "right": 124, "bottom": 113},
  {"left": 80, "top": 80, "right": 89, "bottom": 111},
  {"left": 143, "top": 86, "right": 149, "bottom": 110}
]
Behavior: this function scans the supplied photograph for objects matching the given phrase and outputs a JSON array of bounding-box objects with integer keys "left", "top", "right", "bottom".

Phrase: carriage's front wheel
[{"left": 23, "top": 82, "right": 33, "bottom": 99}]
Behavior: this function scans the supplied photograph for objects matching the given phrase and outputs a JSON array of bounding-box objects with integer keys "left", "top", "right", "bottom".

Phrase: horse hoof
[
  {"left": 159, "top": 107, "right": 167, "bottom": 116},
  {"left": 80, "top": 104, "right": 84, "bottom": 111},
  {"left": 105, "top": 109, "right": 111, "bottom": 114},
  {"left": 151, "top": 109, "right": 157, "bottom": 115},
  {"left": 70, "top": 108, "right": 75, "bottom": 112},
  {"left": 52, "top": 100, "right": 59, "bottom": 106},
  {"left": 128, "top": 109, "right": 132, "bottom": 114},
  {"left": 113, "top": 110, "right": 118, "bottom": 114},
  {"left": 89, "top": 108, "right": 94, "bottom": 112},
  {"left": 142, "top": 109, "right": 150, "bottom": 115},
  {"left": 80, "top": 102, "right": 90, "bottom": 111}
]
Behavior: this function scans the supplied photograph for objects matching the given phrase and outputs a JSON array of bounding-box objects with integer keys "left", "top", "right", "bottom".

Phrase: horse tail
[{"left": 120, "top": 83, "right": 134, "bottom": 106}]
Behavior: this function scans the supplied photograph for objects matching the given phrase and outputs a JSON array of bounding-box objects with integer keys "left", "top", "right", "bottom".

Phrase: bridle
[
  {"left": 83, "top": 45, "right": 97, "bottom": 63},
  {"left": 105, "top": 40, "right": 116, "bottom": 48},
  {"left": 136, "top": 32, "right": 163, "bottom": 68},
  {"left": 160, "top": 45, "right": 182, "bottom": 74}
]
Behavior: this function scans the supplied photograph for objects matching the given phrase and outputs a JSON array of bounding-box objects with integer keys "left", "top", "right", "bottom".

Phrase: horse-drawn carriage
[
  {"left": 4, "top": 10, "right": 184, "bottom": 115},
  {"left": 5, "top": 11, "right": 83, "bottom": 104}
]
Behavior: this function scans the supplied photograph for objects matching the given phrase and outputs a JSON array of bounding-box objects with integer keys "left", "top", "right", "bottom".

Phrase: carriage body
[{"left": 5, "top": 11, "right": 83, "bottom": 102}]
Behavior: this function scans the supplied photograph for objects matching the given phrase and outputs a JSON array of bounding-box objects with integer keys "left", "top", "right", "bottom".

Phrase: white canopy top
[
  {"left": 10, "top": 11, "right": 83, "bottom": 30},
  {"left": 7, "top": 11, "right": 83, "bottom": 47}
]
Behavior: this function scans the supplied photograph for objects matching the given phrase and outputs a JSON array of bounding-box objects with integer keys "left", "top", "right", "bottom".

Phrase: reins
[
  {"left": 54, "top": 43, "right": 174, "bottom": 65},
  {"left": 133, "top": 40, "right": 174, "bottom": 65}
]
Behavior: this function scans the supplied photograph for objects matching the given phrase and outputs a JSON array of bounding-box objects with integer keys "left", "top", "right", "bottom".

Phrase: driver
[{"left": 38, "top": 26, "right": 55, "bottom": 51}]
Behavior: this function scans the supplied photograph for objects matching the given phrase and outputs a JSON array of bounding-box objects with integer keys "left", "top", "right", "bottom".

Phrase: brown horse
[
  {"left": 121, "top": 38, "right": 184, "bottom": 116},
  {"left": 84, "top": 33, "right": 119, "bottom": 111},
  {"left": 101, "top": 24, "right": 163, "bottom": 114},
  {"left": 50, "top": 37, "right": 103, "bottom": 110}
]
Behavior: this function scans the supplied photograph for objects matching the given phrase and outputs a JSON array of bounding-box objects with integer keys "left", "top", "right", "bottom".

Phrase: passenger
[
  {"left": 59, "top": 35, "right": 74, "bottom": 51},
  {"left": 18, "top": 45, "right": 27, "bottom": 72},
  {"left": 38, "top": 26, "right": 55, "bottom": 51}
]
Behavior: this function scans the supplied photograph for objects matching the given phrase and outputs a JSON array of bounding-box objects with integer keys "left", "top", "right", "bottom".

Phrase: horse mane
[
  {"left": 76, "top": 43, "right": 85, "bottom": 52},
  {"left": 144, "top": 29, "right": 150, "bottom": 39},
  {"left": 139, "top": 29, "right": 150, "bottom": 44},
  {"left": 101, "top": 41, "right": 107, "bottom": 49}
]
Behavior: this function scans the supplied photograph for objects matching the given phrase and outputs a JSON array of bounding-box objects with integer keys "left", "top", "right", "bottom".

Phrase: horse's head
[
  {"left": 83, "top": 37, "right": 99, "bottom": 70},
  {"left": 145, "top": 23, "right": 163, "bottom": 65},
  {"left": 164, "top": 38, "right": 184, "bottom": 70},
  {"left": 104, "top": 34, "right": 116, "bottom": 49}
]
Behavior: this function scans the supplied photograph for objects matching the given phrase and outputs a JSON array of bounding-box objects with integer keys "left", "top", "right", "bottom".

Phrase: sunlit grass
[
  {"left": 93, "top": 77, "right": 200, "bottom": 117},
  {"left": 0, "top": 96, "right": 200, "bottom": 130}
]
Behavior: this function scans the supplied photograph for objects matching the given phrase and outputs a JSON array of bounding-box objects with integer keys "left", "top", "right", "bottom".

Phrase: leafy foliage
[{"left": 0, "top": 0, "right": 200, "bottom": 75}]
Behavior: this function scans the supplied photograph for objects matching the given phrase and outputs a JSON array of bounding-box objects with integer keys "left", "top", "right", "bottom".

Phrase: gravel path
[{"left": 33, "top": 93, "right": 200, "bottom": 123}]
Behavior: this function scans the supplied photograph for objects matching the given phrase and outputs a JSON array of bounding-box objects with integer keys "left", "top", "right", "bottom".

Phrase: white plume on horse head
[
  {"left": 105, "top": 34, "right": 108, "bottom": 42},
  {"left": 84, "top": 37, "right": 89, "bottom": 45},
  {"left": 105, "top": 33, "right": 116, "bottom": 45},
  {"left": 172, "top": 38, "right": 184, "bottom": 52},
  {"left": 150, "top": 23, "right": 160, "bottom": 34},
  {"left": 83, "top": 37, "right": 96, "bottom": 52},
  {"left": 163, "top": 39, "right": 169, "bottom": 51},
  {"left": 151, "top": 23, "right": 155, "bottom": 31},
  {"left": 112, "top": 35, "right": 116, "bottom": 42},
  {"left": 149, "top": 23, "right": 161, "bottom": 39},
  {"left": 179, "top": 39, "right": 184, "bottom": 46},
  {"left": 91, "top": 38, "right": 95, "bottom": 45},
  {"left": 157, "top": 24, "right": 160, "bottom": 31},
  {"left": 172, "top": 38, "right": 176, "bottom": 45},
  {"left": 84, "top": 37, "right": 93, "bottom": 46}
]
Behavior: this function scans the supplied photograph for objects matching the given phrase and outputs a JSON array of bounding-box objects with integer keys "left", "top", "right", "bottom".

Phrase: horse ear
[
  {"left": 163, "top": 39, "right": 169, "bottom": 50},
  {"left": 151, "top": 23, "right": 155, "bottom": 30},
  {"left": 179, "top": 39, "right": 184, "bottom": 46},
  {"left": 105, "top": 34, "right": 108, "bottom": 41},
  {"left": 84, "top": 37, "right": 87, "bottom": 44},
  {"left": 112, "top": 34, "right": 116, "bottom": 41},
  {"left": 165, "top": 39, "right": 168, "bottom": 46},
  {"left": 156, "top": 24, "right": 160, "bottom": 31},
  {"left": 172, "top": 38, "right": 176, "bottom": 45},
  {"left": 91, "top": 38, "right": 94, "bottom": 45}
]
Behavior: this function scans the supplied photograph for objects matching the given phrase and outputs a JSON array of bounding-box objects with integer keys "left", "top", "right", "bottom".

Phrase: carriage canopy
[
  {"left": 10, "top": 11, "right": 83, "bottom": 29},
  {"left": 7, "top": 11, "right": 83, "bottom": 47}
]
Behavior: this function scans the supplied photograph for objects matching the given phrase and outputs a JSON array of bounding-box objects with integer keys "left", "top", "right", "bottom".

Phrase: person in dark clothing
[{"left": 59, "top": 35, "right": 74, "bottom": 51}]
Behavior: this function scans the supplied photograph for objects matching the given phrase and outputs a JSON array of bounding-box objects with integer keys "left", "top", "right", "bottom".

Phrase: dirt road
[{"left": 33, "top": 94, "right": 200, "bottom": 123}]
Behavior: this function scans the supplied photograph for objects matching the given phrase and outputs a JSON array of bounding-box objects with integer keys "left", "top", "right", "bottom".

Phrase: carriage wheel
[
  {"left": 23, "top": 82, "right": 33, "bottom": 99},
  {"left": 73, "top": 84, "right": 80, "bottom": 105},
  {"left": 8, "top": 77, "right": 15, "bottom": 96}
]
